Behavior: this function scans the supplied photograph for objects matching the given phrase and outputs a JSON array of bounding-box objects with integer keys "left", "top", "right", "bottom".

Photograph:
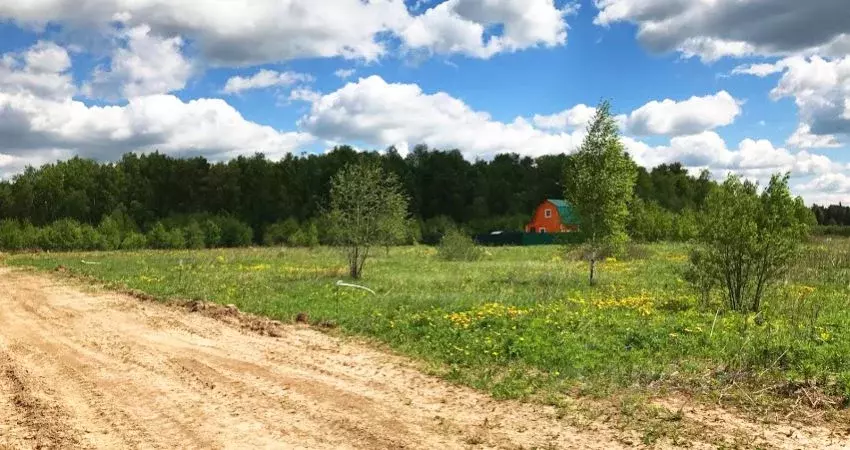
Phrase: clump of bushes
[
  {"left": 263, "top": 219, "right": 319, "bottom": 248},
  {"left": 0, "top": 212, "right": 257, "bottom": 252},
  {"left": 437, "top": 228, "right": 483, "bottom": 261},
  {"left": 687, "top": 174, "right": 813, "bottom": 313}
]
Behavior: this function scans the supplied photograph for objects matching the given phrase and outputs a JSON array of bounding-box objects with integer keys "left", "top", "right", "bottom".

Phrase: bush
[
  {"left": 98, "top": 216, "right": 123, "bottom": 251},
  {"left": 264, "top": 218, "right": 299, "bottom": 246},
  {"left": 38, "top": 219, "right": 86, "bottom": 251},
  {"left": 120, "top": 231, "right": 147, "bottom": 250},
  {"left": 688, "top": 174, "right": 813, "bottom": 313},
  {"left": 147, "top": 223, "right": 186, "bottom": 249},
  {"left": 404, "top": 218, "right": 422, "bottom": 245},
  {"left": 184, "top": 221, "right": 206, "bottom": 249},
  {"left": 217, "top": 217, "right": 253, "bottom": 247},
  {"left": 289, "top": 222, "right": 319, "bottom": 248},
  {"left": 78, "top": 224, "right": 105, "bottom": 251},
  {"left": 0, "top": 219, "right": 24, "bottom": 251},
  {"left": 629, "top": 198, "right": 674, "bottom": 242},
  {"left": 813, "top": 225, "right": 850, "bottom": 237},
  {"left": 421, "top": 215, "right": 456, "bottom": 245},
  {"left": 201, "top": 219, "right": 222, "bottom": 248},
  {"left": 437, "top": 228, "right": 483, "bottom": 261}
]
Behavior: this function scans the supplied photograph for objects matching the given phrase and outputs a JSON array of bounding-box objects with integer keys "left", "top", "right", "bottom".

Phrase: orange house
[{"left": 525, "top": 199, "right": 579, "bottom": 233}]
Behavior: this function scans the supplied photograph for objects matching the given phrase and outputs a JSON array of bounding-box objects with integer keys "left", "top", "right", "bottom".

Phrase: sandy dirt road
[
  {"left": 0, "top": 267, "right": 627, "bottom": 449},
  {"left": 0, "top": 267, "right": 847, "bottom": 449}
]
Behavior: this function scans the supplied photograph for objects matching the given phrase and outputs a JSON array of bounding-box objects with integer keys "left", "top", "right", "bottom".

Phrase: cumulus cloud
[
  {"left": 223, "top": 69, "right": 314, "bottom": 94},
  {"left": 731, "top": 55, "right": 850, "bottom": 147},
  {"left": 0, "top": 41, "right": 75, "bottom": 100},
  {"left": 770, "top": 56, "right": 850, "bottom": 138},
  {"left": 532, "top": 104, "right": 596, "bottom": 131},
  {"left": 0, "top": 0, "right": 574, "bottom": 66},
  {"left": 83, "top": 25, "right": 194, "bottom": 99},
  {"left": 0, "top": 41, "right": 313, "bottom": 175},
  {"left": 400, "top": 0, "right": 574, "bottom": 58},
  {"left": 731, "top": 62, "right": 785, "bottom": 77},
  {"left": 593, "top": 0, "right": 850, "bottom": 61},
  {"left": 795, "top": 172, "right": 850, "bottom": 205},
  {"left": 299, "top": 75, "right": 584, "bottom": 158},
  {"left": 334, "top": 68, "right": 357, "bottom": 79},
  {"left": 624, "top": 91, "right": 741, "bottom": 136},
  {"left": 627, "top": 131, "right": 845, "bottom": 183},
  {"left": 787, "top": 124, "right": 842, "bottom": 149}
]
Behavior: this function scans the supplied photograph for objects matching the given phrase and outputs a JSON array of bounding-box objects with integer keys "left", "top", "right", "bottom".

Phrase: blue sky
[{"left": 0, "top": 0, "right": 848, "bottom": 204}]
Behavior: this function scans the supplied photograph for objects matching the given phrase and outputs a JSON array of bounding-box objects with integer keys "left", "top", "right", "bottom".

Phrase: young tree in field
[
  {"left": 326, "top": 161, "right": 409, "bottom": 279},
  {"left": 688, "top": 173, "right": 813, "bottom": 313},
  {"left": 564, "top": 100, "right": 637, "bottom": 285}
]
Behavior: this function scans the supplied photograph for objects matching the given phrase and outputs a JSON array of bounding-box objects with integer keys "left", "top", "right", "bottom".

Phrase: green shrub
[
  {"left": 38, "top": 219, "right": 86, "bottom": 251},
  {"left": 184, "top": 221, "right": 206, "bottom": 249},
  {"left": 201, "top": 219, "right": 222, "bottom": 248},
  {"left": 421, "top": 215, "right": 456, "bottom": 245},
  {"left": 264, "top": 218, "right": 299, "bottom": 246},
  {"left": 98, "top": 216, "right": 123, "bottom": 251},
  {"left": 120, "top": 231, "right": 147, "bottom": 250},
  {"left": 290, "top": 222, "right": 319, "bottom": 248},
  {"left": 813, "top": 225, "right": 850, "bottom": 237},
  {"left": 78, "top": 224, "right": 105, "bottom": 251},
  {"left": 217, "top": 217, "right": 253, "bottom": 247},
  {"left": 0, "top": 219, "right": 24, "bottom": 251},
  {"left": 688, "top": 174, "right": 812, "bottom": 313},
  {"left": 437, "top": 228, "right": 483, "bottom": 261},
  {"left": 147, "top": 223, "right": 186, "bottom": 249}
]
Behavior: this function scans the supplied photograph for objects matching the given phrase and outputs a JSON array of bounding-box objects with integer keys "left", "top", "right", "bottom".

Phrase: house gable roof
[{"left": 546, "top": 199, "right": 579, "bottom": 224}]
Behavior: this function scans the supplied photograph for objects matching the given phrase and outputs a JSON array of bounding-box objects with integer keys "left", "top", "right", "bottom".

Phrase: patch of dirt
[{"left": 0, "top": 266, "right": 847, "bottom": 449}]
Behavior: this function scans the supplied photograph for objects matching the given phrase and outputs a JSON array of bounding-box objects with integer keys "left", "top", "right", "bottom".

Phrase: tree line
[
  {"left": 0, "top": 143, "right": 842, "bottom": 252},
  {"left": 0, "top": 146, "right": 722, "bottom": 248}
]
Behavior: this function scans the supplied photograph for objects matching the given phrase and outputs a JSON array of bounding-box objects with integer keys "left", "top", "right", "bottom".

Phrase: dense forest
[{"left": 0, "top": 145, "right": 841, "bottom": 250}]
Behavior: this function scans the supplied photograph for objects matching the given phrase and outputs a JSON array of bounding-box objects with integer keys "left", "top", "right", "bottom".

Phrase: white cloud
[
  {"left": 0, "top": 91, "right": 313, "bottom": 160},
  {"left": 288, "top": 87, "right": 322, "bottom": 103},
  {"left": 532, "top": 104, "right": 596, "bottom": 131},
  {"left": 0, "top": 0, "right": 574, "bottom": 66},
  {"left": 797, "top": 173, "right": 850, "bottom": 195},
  {"left": 83, "top": 25, "right": 193, "bottom": 99},
  {"left": 299, "top": 75, "right": 584, "bottom": 158},
  {"left": 593, "top": 0, "right": 850, "bottom": 61},
  {"left": 0, "top": 0, "right": 410, "bottom": 66},
  {"left": 627, "top": 131, "right": 846, "bottom": 187},
  {"left": 0, "top": 41, "right": 75, "bottom": 100},
  {"left": 400, "top": 0, "right": 573, "bottom": 58},
  {"left": 795, "top": 172, "right": 850, "bottom": 204},
  {"left": 625, "top": 91, "right": 741, "bottom": 136},
  {"left": 0, "top": 41, "right": 313, "bottom": 174},
  {"left": 223, "top": 69, "right": 314, "bottom": 94},
  {"left": 334, "top": 68, "right": 357, "bottom": 79},
  {"left": 731, "top": 62, "right": 785, "bottom": 77},
  {"left": 787, "top": 124, "right": 842, "bottom": 149},
  {"left": 731, "top": 55, "right": 850, "bottom": 148}
]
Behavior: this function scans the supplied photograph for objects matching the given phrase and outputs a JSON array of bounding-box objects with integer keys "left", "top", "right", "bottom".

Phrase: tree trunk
[{"left": 589, "top": 258, "right": 597, "bottom": 286}]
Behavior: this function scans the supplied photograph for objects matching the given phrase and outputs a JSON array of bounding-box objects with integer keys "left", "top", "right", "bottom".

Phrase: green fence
[{"left": 474, "top": 231, "right": 585, "bottom": 246}]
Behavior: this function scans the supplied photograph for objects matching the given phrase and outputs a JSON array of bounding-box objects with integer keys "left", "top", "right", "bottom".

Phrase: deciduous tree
[
  {"left": 326, "top": 161, "right": 409, "bottom": 279},
  {"left": 563, "top": 100, "right": 637, "bottom": 285}
]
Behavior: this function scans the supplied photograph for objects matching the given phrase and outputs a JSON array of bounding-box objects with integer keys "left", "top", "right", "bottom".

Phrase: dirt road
[
  {"left": 0, "top": 268, "right": 627, "bottom": 449},
  {"left": 0, "top": 267, "right": 847, "bottom": 449}
]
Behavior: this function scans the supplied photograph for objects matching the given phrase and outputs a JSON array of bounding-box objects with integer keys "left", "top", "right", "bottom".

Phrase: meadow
[{"left": 7, "top": 239, "right": 850, "bottom": 411}]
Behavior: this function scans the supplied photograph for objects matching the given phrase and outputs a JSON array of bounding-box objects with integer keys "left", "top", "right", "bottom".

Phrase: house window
[
  {"left": 539, "top": 227, "right": 546, "bottom": 234},
  {"left": 544, "top": 208, "right": 552, "bottom": 218}
]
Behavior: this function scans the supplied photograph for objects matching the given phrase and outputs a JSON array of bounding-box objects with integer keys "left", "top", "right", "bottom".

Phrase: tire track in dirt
[{"left": 0, "top": 349, "right": 83, "bottom": 449}]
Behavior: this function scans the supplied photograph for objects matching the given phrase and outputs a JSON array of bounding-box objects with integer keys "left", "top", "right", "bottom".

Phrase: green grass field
[{"left": 6, "top": 240, "right": 850, "bottom": 410}]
